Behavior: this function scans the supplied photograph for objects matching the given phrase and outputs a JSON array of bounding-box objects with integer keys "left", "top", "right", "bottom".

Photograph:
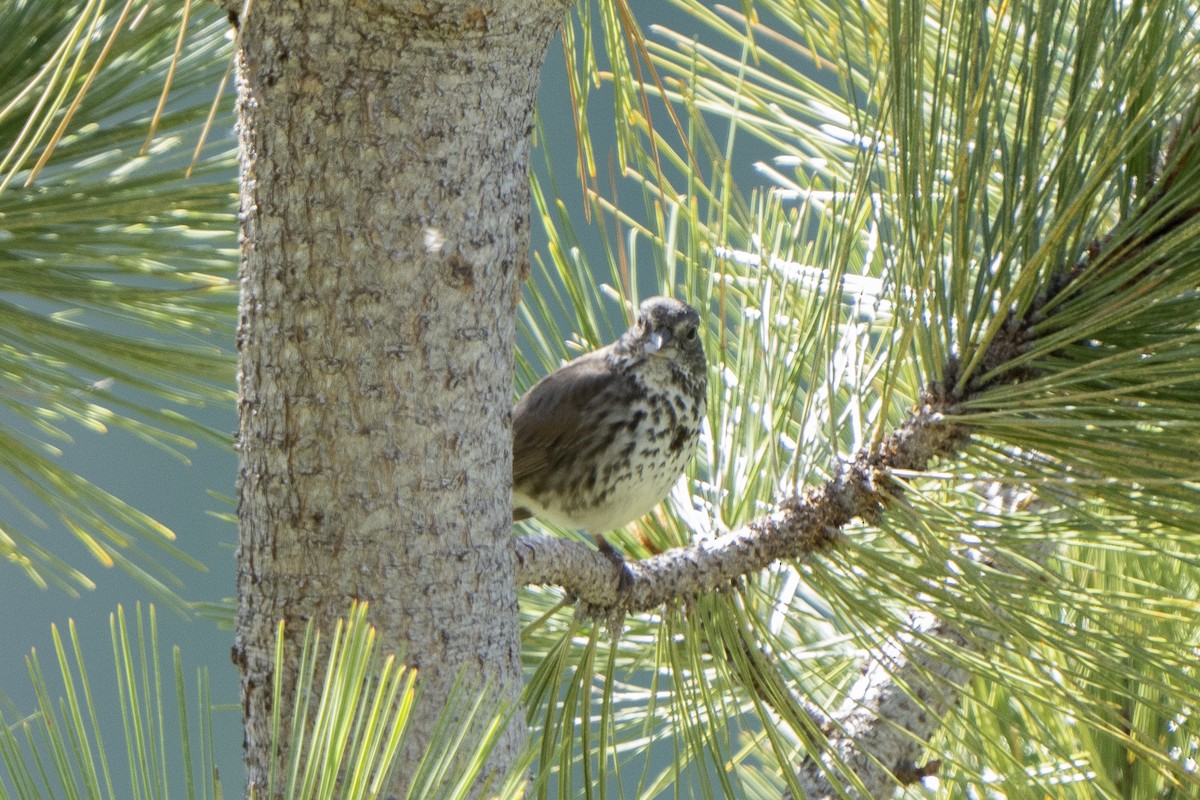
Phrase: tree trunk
[{"left": 231, "top": 1, "right": 563, "bottom": 793}]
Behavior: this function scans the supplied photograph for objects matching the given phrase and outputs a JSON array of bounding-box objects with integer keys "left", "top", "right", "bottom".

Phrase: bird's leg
[{"left": 594, "top": 534, "right": 634, "bottom": 593}]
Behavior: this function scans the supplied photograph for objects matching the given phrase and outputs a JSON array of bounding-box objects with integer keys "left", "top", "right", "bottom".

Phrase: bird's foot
[{"left": 594, "top": 534, "right": 635, "bottom": 594}]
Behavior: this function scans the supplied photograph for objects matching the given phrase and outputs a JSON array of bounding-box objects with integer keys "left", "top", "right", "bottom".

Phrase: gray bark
[{"left": 231, "top": 1, "right": 564, "bottom": 794}]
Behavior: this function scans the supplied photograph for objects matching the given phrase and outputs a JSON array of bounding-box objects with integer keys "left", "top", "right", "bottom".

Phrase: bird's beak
[{"left": 646, "top": 330, "right": 669, "bottom": 354}]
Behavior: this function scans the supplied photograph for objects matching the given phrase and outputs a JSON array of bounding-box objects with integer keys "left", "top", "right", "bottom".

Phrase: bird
[{"left": 512, "top": 296, "right": 707, "bottom": 567}]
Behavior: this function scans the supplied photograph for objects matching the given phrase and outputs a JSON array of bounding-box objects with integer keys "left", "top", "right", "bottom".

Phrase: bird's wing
[{"left": 512, "top": 350, "right": 615, "bottom": 484}]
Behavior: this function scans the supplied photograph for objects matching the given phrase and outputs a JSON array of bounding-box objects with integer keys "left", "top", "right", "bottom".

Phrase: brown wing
[{"left": 513, "top": 348, "right": 615, "bottom": 486}]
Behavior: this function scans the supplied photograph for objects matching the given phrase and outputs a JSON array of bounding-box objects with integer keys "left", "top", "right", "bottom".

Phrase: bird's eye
[{"left": 684, "top": 326, "right": 698, "bottom": 341}]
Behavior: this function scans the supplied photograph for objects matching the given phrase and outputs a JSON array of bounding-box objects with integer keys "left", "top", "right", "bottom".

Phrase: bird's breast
[{"left": 512, "top": 352, "right": 705, "bottom": 535}]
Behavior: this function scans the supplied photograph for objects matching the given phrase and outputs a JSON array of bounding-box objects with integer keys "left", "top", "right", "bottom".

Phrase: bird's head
[{"left": 621, "top": 296, "right": 705, "bottom": 376}]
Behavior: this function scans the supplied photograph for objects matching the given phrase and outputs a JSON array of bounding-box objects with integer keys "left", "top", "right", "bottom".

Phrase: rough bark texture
[{"left": 232, "top": 1, "right": 563, "bottom": 793}]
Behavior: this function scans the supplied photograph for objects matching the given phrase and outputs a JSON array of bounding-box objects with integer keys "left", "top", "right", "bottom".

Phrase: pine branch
[
  {"left": 517, "top": 101, "right": 1200, "bottom": 797},
  {"left": 791, "top": 610, "right": 969, "bottom": 799},
  {"left": 788, "top": 482, "right": 1042, "bottom": 799}
]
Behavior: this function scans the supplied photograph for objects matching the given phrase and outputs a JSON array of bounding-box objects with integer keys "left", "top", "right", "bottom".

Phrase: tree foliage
[
  {"left": 0, "top": 0, "right": 236, "bottom": 609},
  {"left": 518, "top": 0, "right": 1200, "bottom": 796}
]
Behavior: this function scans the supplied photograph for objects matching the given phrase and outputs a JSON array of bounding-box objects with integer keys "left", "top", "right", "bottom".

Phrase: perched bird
[{"left": 512, "top": 296, "right": 707, "bottom": 563}]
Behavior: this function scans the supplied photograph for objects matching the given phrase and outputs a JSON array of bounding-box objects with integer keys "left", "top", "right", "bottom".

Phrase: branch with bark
[{"left": 515, "top": 399, "right": 968, "bottom": 611}]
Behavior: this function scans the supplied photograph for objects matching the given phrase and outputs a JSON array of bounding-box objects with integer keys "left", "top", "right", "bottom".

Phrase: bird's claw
[{"left": 595, "top": 534, "right": 635, "bottom": 594}]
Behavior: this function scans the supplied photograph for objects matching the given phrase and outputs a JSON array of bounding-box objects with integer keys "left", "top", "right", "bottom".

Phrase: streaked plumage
[{"left": 513, "top": 297, "right": 706, "bottom": 552}]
